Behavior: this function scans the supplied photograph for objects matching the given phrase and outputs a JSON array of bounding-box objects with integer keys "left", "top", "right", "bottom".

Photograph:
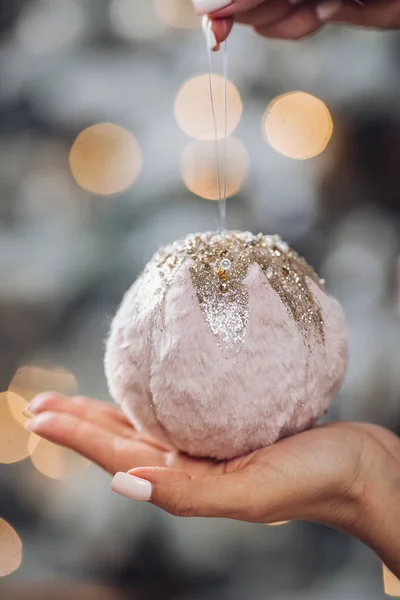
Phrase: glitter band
[{"left": 145, "top": 231, "right": 325, "bottom": 351}]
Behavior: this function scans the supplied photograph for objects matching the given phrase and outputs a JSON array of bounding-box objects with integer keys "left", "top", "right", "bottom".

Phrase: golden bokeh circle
[
  {"left": 69, "top": 123, "right": 142, "bottom": 195},
  {"left": 263, "top": 91, "right": 333, "bottom": 160},
  {"left": 175, "top": 75, "right": 243, "bottom": 141},
  {"left": 6, "top": 391, "right": 29, "bottom": 426},
  {"left": 0, "top": 520, "right": 22, "bottom": 578},
  {"left": 9, "top": 364, "right": 78, "bottom": 405},
  {"left": 0, "top": 392, "right": 34, "bottom": 464},
  {"left": 181, "top": 137, "right": 249, "bottom": 201},
  {"left": 29, "top": 437, "right": 89, "bottom": 481},
  {"left": 383, "top": 564, "right": 400, "bottom": 596}
]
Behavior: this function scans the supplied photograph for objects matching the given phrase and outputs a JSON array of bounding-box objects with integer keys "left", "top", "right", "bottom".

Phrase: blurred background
[{"left": 0, "top": 0, "right": 400, "bottom": 598}]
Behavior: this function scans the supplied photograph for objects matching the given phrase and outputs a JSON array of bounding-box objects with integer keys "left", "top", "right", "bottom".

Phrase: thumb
[{"left": 111, "top": 467, "right": 256, "bottom": 519}]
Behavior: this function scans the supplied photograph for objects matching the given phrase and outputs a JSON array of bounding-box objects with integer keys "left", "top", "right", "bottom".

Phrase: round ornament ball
[{"left": 105, "top": 231, "right": 348, "bottom": 460}]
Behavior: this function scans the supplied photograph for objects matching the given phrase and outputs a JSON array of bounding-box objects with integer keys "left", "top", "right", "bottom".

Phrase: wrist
[{"left": 338, "top": 465, "right": 400, "bottom": 577}]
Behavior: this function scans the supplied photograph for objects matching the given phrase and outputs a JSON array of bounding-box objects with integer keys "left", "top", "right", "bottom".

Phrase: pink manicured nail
[
  {"left": 192, "top": 0, "right": 232, "bottom": 15},
  {"left": 111, "top": 473, "right": 152, "bottom": 502},
  {"left": 316, "top": 0, "right": 342, "bottom": 21}
]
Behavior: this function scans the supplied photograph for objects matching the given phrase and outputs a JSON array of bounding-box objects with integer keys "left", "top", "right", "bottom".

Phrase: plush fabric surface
[{"left": 105, "top": 234, "right": 348, "bottom": 460}]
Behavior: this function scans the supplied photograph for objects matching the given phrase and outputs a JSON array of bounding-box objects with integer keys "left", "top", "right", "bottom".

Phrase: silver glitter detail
[
  {"left": 142, "top": 231, "right": 325, "bottom": 352},
  {"left": 262, "top": 235, "right": 274, "bottom": 247},
  {"left": 219, "top": 258, "right": 232, "bottom": 270},
  {"left": 276, "top": 241, "right": 289, "bottom": 252}
]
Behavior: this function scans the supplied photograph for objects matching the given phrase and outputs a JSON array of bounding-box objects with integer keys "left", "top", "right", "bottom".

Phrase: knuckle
[
  {"left": 164, "top": 478, "right": 196, "bottom": 518},
  {"left": 169, "top": 493, "right": 195, "bottom": 518}
]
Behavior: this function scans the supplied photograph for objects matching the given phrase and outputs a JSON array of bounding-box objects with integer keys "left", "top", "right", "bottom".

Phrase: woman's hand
[
  {"left": 26, "top": 393, "right": 400, "bottom": 577},
  {"left": 196, "top": 0, "right": 400, "bottom": 44}
]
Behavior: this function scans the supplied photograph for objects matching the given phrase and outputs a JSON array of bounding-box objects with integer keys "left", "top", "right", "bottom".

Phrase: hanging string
[
  {"left": 221, "top": 40, "right": 228, "bottom": 230},
  {"left": 203, "top": 17, "right": 228, "bottom": 231}
]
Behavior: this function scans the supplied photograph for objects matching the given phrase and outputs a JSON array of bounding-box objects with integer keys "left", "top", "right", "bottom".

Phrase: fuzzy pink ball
[{"left": 105, "top": 231, "right": 348, "bottom": 460}]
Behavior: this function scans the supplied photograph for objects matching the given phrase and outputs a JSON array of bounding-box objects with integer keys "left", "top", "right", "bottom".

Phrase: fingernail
[
  {"left": 202, "top": 16, "right": 218, "bottom": 51},
  {"left": 27, "top": 391, "right": 59, "bottom": 415},
  {"left": 111, "top": 473, "right": 152, "bottom": 502},
  {"left": 316, "top": 0, "right": 341, "bottom": 21},
  {"left": 192, "top": 0, "right": 232, "bottom": 15}
]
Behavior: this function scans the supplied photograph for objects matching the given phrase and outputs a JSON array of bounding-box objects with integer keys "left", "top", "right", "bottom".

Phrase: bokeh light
[
  {"left": 383, "top": 565, "right": 400, "bottom": 597},
  {"left": 155, "top": 0, "right": 201, "bottom": 29},
  {"left": 9, "top": 364, "right": 78, "bottom": 405},
  {"left": 29, "top": 437, "right": 90, "bottom": 481},
  {"left": 0, "top": 392, "right": 37, "bottom": 464},
  {"left": 175, "top": 75, "right": 243, "bottom": 141},
  {"left": 6, "top": 391, "right": 30, "bottom": 426},
  {"left": 181, "top": 137, "right": 249, "bottom": 200},
  {"left": 263, "top": 91, "right": 333, "bottom": 160},
  {"left": 0, "top": 520, "right": 22, "bottom": 578},
  {"left": 16, "top": 0, "right": 85, "bottom": 56},
  {"left": 69, "top": 123, "right": 142, "bottom": 195}
]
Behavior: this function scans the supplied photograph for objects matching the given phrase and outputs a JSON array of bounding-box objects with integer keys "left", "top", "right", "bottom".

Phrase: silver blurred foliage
[
  {"left": 110, "top": 0, "right": 169, "bottom": 41},
  {"left": 16, "top": 0, "right": 87, "bottom": 56},
  {"left": 323, "top": 208, "right": 400, "bottom": 426}
]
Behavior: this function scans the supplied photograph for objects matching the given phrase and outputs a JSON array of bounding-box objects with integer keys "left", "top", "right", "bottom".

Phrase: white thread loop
[{"left": 202, "top": 16, "right": 228, "bottom": 231}]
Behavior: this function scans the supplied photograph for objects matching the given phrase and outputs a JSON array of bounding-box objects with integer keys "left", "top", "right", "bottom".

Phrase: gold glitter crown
[{"left": 147, "top": 231, "right": 325, "bottom": 349}]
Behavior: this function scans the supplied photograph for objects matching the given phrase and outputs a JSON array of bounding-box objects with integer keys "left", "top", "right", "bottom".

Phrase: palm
[{"left": 29, "top": 394, "right": 400, "bottom": 523}]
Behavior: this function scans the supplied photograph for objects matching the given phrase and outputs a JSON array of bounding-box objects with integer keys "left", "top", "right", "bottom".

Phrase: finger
[
  {"left": 27, "top": 393, "right": 170, "bottom": 452},
  {"left": 73, "top": 396, "right": 132, "bottom": 425},
  {"left": 111, "top": 466, "right": 271, "bottom": 519},
  {"left": 27, "top": 393, "right": 134, "bottom": 438},
  {"left": 255, "top": 3, "right": 326, "bottom": 40},
  {"left": 331, "top": 0, "right": 400, "bottom": 28},
  {"left": 28, "top": 392, "right": 131, "bottom": 424},
  {"left": 27, "top": 412, "right": 165, "bottom": 474},
  {"left": 234, "top": 0, "right": 292, "bottom": 26}
]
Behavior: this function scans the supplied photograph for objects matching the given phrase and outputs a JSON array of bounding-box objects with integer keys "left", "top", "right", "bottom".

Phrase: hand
[
  {"left": 196, "top": 0, "right": 400, "bottom": 43},
  {"left": 26, "top": 393, "right": 400, "bottom": 576}
]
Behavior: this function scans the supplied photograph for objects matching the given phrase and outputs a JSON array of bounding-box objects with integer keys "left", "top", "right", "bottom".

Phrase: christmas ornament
[{"left": 105, "top": 230, "right": 348, "bottom": 460}]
